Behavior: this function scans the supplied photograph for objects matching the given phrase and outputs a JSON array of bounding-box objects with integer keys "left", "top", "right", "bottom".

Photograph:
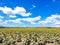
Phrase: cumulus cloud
[
  {"left": 0, "top": 6, "right": 31, "bottom": 17},
  {"left": 9, "top": 15, "right": 16, "bottom": 18},
  {"left": 0, "top": 20, "right": 7, "bottom": 25},
  {"left": 0, "top": 13, "right": 60, "bottom": 27},
  {"left": 0, "top": 16, "right": 4, "bottom": 25},
  {"left": 8, "top": 18, "right": 22, "bottom": 24},
  {"left": 21, "top": 16, "right": 41, "bottom": 24},
  {"left": 3, "top": 16, "right": 41, "bottom": 25},
  {"left": 39, "top": 14, "right": 60, "bottom": 24},
  {"left": 39, "top": 14, "right": 60, "bottom": 27},
  {"left": 0, "top": 15, "right": 9, "bottom": 25},
  {"left": 7, "top": 14, "right": 60, "bottom": 27}
]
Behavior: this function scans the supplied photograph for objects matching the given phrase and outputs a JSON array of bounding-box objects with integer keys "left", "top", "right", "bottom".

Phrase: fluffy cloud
[
  {"left": 0, "top": 6, "right": 31, "bottom": 17},
  {"left": 39, "top": 14, "right": 60, "bottom": 24},
  {"left": 6, "top": 16, "right": 41, "bottom": 24},
  {"left": 0, "top": 6, "right": 13, "bottom": 15},
  {"left": 0, "top": 20, "right": 7, "bottom": 25},
  {"left": 0, "top": 13, "right": 60, "bottom": 27},
  {"left": 7, "top": 14, "right": 60, "bottom": 27},
  {"left": 0, "top": 16, "right": 4, "bottom": 24},
  {"left": 21, "top": 16, "right": 41, "bottom": 24},
  {"left": 39, "top": 14, "right": 60, "bottom": 27},
  {"left": 9, "top": 15, "right": 16, "bottom": 18},
  {"left": 8, "top": 18, "right": 22, "bottom": 24}
]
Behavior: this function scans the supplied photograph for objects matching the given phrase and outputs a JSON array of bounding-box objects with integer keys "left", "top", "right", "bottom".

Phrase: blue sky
[{"left": 0, "top": 0, "right": 60, "bottom": 27}]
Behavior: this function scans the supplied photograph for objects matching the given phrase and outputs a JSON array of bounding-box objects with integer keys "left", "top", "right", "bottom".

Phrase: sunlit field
[{"left": 0, "top": 27, "right": 60, "bottom": 45}]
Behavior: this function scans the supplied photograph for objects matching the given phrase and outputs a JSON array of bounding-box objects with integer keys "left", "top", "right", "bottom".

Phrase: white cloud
[
  {"left": 38, "top": 14, "right": 60, "bottom": 27},
  {"left": 8, "top": 18, "right": 22, "bottom": 24},
  {"left": 0, "top": 16, "right": 8, "bottom": 25},
  {"left": 32, "top": 5, "right": 36, "bottom": 8},
  {"left": 55, "top": 21, "right": 60, "bottom": 24},
  {"left": 0, "top": 16, "right": 4, "bottom": 19},
  {"left": 2, "top": 16, "right": 41, "bottom": 24},
  {"left": 20, "top": 12, "right": 31, "bottom": 16},
  {"left": 0, "top": 13, "right": 60, "bottom": 27},
  {"left": 29, "top": 5, "right": 36, "bottom": 10},
  {"left": 21, "top": 16, "right": 41, "bottom": 24},
  {"left": 6, "top": 14, "right": 60, "bottom": 27},
  {"left": 39, "top": 14, "right": 60, "bottom": 24},
  {"left": 14, "top": 7, "right": 31, "bottom": 16},
  {"left": 0, "top": 6, "right": 13, "bottom": 15},
  {"left": 0, "top": 20, "right": 7, "bottom": 25},
  {"left": 0, "top": 6, "right": 31, "bottom": 17},
  {"left": 9, "top": 15, "right": 16, "bottom": 18}
]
